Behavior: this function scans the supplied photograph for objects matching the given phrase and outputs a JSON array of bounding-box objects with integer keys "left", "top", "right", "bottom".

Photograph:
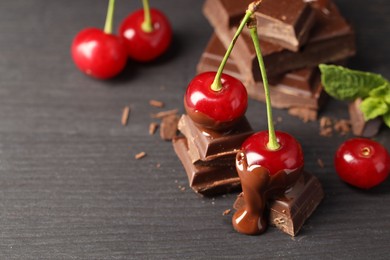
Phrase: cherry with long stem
[{"left": 183, "top": 2, "right": 262, "bottom": 130}]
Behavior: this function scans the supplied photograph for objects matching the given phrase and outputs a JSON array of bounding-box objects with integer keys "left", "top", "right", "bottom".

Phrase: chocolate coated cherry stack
[{"left": 173, "top": 1, "right": 326, "bottom": 237}]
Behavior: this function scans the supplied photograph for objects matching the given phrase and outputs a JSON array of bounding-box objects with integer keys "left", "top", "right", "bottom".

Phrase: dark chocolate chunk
[
  {"left": 233, "top": 171, "right": 324, "bottom": 236},
  {"left": 203, "top": 0, "right": 317, "bottom": 51},
  {"left": 177, "top": 114, "right": 254, "bottom": 162},
  {"left": 348, "top": 98, "right": 383, "bottom": 137},
  {"left": 172, "top": 136, "right": 241, "bottom": 196},
  {"left": 251, "top": 0, "right": 316, "bottom": 51},
  {"left": 205, "top": 0, "right": 356, "bottom": 80},
  {"left": 160, "top": 114, "right": 179, "bottom": 141}
]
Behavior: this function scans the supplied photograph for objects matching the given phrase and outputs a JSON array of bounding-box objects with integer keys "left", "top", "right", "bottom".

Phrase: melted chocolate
[
  {"left": 184, "top": 98, "right": 243, "bottom": 131},
  {"left": 232, "top": 152, "right": 302, "bottom": 235}
]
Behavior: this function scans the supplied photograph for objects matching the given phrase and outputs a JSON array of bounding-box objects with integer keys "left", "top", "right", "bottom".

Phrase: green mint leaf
[
  {"left": 369, "top": 83, "right": 390, "bottom": 103},
  {"left": 359, "top": 97, "right": 389, "bottom": 120},
  {"left": 383, "top": 111, "right": 390, "bottom": 128},
  {"left": 319, "top": 64, "right": 389, "bottom": 100}
]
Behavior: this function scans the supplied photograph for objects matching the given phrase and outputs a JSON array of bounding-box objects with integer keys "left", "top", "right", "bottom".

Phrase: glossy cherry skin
[
  {"left": 71, "top": 28, "right": 127, "bottom": 79},
  {"left": 241, "top": 131, "right": 304, "bottom": 175},
  {"left": 184, "top": 72, "right": 248, "bottom": 130},
  {"left": 334, "top": 138, "right": 390, "bottom": 189},
  {"left": 119, "top": 8, "right": 172, "bottom": 62}
]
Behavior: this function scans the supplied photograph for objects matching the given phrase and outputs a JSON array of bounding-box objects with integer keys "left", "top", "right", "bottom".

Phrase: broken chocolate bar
[
  {"left": 251, "top": 0, "right": 317, "bottom": 51},
  {"left": 348, "top": 98, "right": 383, "bottom": 137},
  {"left": 172, "top": 136, "right": 241, "bottom": 196},
  {"left": 197, "top": 34, "right": 328, "bottom": 112},
  {"left": 203, "top": 0, "right": 317, "bottom": 51},
  {"left": 205, "top": 0, "right": 356, "bottom": 81},
  {"left": 177, "top": 114, "right": 254, "bottom": 162},
  {"left": 233, "top": 171, "right": 324, "bottom": 236}
]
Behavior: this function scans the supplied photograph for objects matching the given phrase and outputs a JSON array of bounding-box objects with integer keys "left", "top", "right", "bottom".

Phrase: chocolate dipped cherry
[
  {"left": 71, "top": 0, "right": 127, "bottom": 79},
  {"left": 183, "top": 3, "right": 263, "bottom": 131},
  {"left": 335, "top": 138, "right": 390, "bottom": 189},
  {"left": 119, "top": 0, "right": 172, "bottom": 62},
  {"left": 184, "top": 72, "right": 248, "bottom": 130},
  {"left": 232, "top": 5, "right": 305, "bottom": 235}
]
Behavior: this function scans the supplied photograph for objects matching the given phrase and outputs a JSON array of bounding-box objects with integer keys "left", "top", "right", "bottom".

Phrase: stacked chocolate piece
[
  {"left": 198, "top": 0, "right": 356, "bottom": 121},
  {"left": 173, "top": 115, "right": 254, "bottom": 196}
]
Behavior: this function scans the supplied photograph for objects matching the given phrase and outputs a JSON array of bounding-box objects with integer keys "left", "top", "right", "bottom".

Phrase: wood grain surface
[{"left": 0, "top": 0, "right": 389, "bottom": 259}]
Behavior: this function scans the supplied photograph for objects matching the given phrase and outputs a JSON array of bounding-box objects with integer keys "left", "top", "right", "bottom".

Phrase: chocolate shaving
[
  {"left": 222, "top": 209, "right": 232, "bottom": 216},
  {"left": 149, "top": 99, "right": 165, "bottom": 108},
  {"left": 135, "top": 151, "right": 146, "bottom": 160},
  {"left": 121, "top": 106, "right": 131, "bottom": 126},
  {"left": 288, "top": 107, "right": 317, "bottom": 122},
  {"left": 317, "top": 158, "right": 325, "bottom": 168},
  {"left": 149, "top": 122, "right": 159, "bottom": 135},
  {"left": 151, "top": 109, "right": 178, "bottom": 119}
]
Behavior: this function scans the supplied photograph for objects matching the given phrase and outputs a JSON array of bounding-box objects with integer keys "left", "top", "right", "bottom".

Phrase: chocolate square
[
  {"left": 234, "top": 171, "right": 324, "bottom": 236},
  {"left": 177, "top": 114, "right": 254, "bottom": 162},
  {"left": 203, "top": 0, "right": 317, "bottom": 51},
  {"left": 172, "top": 136, "right": 241, "bottom": 196}
]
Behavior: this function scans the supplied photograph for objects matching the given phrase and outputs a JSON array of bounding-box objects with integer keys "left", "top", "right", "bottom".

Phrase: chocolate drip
[{"left": 232, "top": 152, "right": 302, "bottom": 235}]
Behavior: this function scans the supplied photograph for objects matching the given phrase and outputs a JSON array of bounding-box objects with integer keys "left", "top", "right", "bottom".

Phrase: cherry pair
[
  {"left": 184, "top": 1, "right": 304, "bottom": 235},
  {"left": 71, "top": 0, "right": 172, "bottom": 79}
]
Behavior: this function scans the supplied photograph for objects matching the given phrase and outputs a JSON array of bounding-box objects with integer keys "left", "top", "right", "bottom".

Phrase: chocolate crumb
[
  {"left": 160, "top": 114, "right": 179, "bottom": 141},
  {"left": 149, "top": 99, "right": 165, "bottom": 108},
  {"left": 121, "top": 106, "right": 131, "bottom": 126},
  {"left": 317, "top": 158, "right": 325, "bottom": 168},
  {"left": 135, "top": 151, "right": 146, "bottom": 160},
  {"left": 151, "top": 109, "right": 178, "bottom": 119},
  {"left": 319, "top": 117, "right": 333, "bottom": 136},
  {"left": 334, "top": 119, "right": 351, "bottom": 135},
  {"left": 222, "top": 209, "right": 231, "bottom": 216},
  {"left": 288, "top": 107, "right": 317, "bottom": 122},
  {"left": 320, "top": 116, "right": 332, "bottom": 128},
  {"left": 180, "top": 186, "right": 186, "bottom": 191},
  {"left": 149, "top": 122, "right": 159, "bottom": 135},
  {"left": 320, "top": 127, "right": 333, "bottom": 137}
]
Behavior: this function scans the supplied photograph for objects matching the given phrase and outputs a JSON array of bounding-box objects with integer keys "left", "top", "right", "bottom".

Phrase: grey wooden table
[{"left": 0, "top": 0, "right": 389, "bottom": 259}]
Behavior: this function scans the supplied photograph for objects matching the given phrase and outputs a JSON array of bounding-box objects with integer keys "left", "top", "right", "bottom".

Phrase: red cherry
[
  {"left": 119, "top": 8, "right": 172, "bottom": 62},
  {"left": 334, "top": 138, "right": 390, "bottom": 189},
  {"left": 71, "top": 28, "right": 127, "bottom": 79},
  {"left": 184, "top": 72, "right": 248, "bottom": 130},
  {"left": 241, "top": 131, "right": 304, "bottom": 175}
]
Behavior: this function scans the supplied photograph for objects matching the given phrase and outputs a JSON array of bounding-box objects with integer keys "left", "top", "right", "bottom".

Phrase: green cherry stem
[
  {"left": 210, "top": 1, "right": 262, "bottom": 92},
  {"left": 141, "top": 0, "right": 153, "bottom": 33},
  {"left": 104, "top": 0, "right": 116, "bottom": 34},
  {"left": 248, "top": 17, "right": 280, "bottom": 151}
]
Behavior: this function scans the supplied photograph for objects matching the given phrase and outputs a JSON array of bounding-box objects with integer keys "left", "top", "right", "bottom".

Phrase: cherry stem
[
  {"left": 104, "top": 0, "right": 115, "bottom": 34},
  {"left": 141, "top": 0, "right": 153, "bottom": 33},
  {"left": 248, "top": 17, "right": 280, "bottom": 151},
  {"left": 210, "top": 1, "right": 262, "bottom": 92}
]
